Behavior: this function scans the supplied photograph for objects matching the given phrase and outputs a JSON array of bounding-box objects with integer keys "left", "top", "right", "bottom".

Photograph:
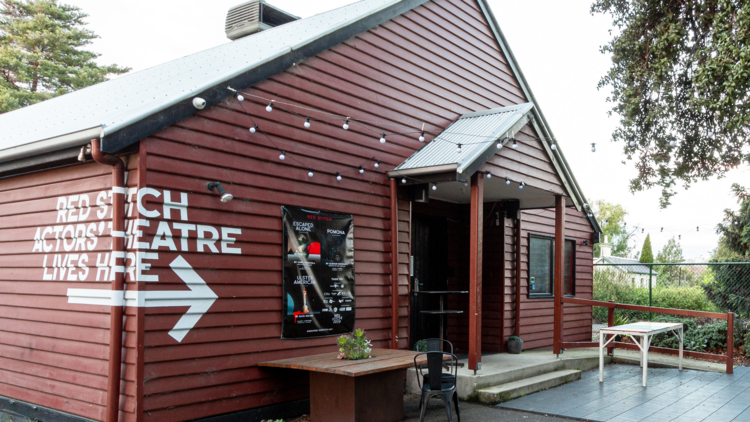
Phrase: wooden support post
[
  {"left": 390, "top": 179, "right": 399, "bottom": 350},
  {"left": 514, "top": 215, "right": 522, "bottom": 338},
  {"left": 469, "top": 173, "right": 484, "bottom": 370},
  {"left": 500, "top": 214, "right": 506, "bottom": 352},
  {"left": 607, "top": 300, "right": 615, "bottom": 355},
  {"left": 553, "top": 196, "right": 565, "bottom": 355},
  {"left": 727, "top": 312, "right": 734, "bottom": 374}
]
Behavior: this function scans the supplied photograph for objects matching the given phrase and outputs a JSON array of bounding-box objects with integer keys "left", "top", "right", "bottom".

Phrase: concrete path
[{"left": 498, "top": 364, "right": 750, "bottom": 421}]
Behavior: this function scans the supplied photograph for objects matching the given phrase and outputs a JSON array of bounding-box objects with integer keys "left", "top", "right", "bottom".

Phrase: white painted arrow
[{"left": 67, "top": 255, "right": 218, "bottom": 342}]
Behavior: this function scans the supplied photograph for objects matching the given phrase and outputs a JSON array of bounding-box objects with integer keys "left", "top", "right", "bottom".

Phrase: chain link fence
[{"left": 592, "top": 262, "right": 750, "bottom": 355}]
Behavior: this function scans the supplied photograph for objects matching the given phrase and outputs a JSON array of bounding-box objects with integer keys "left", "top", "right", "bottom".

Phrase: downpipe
[{"left": 90, "top": 139, "right": 126, "bottom": 422}]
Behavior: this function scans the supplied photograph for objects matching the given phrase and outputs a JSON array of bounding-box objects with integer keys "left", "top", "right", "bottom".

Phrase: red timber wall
[
  {"left": 135, "top": 0, "right": 563, "bottom": 419},
  {"left": 0, "top": 156, "right": 141, "bottom": 422}
]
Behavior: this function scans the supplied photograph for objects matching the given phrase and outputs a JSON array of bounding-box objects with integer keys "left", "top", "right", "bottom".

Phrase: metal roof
[
  {"left": 391, "top": 103, "right": 534, "bottom": 177},
  {"left": 0, "top": 0, "right": 405, "bottom": 163},
  {"left": 595, "top": 256, "right": 659, "bottom": 275}
]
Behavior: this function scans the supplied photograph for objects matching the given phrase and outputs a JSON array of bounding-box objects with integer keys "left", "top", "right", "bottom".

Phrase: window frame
[{"left": 527, "top": 233, "right": 576, "bottom": 299}]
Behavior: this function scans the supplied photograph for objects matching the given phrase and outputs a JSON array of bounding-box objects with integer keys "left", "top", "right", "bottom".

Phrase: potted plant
[
  {"left": 507, "top": 335, "right": 523, "bottom": 354},
  {"left": 337, "top": 328, "right": 372, "bottom": 360}
]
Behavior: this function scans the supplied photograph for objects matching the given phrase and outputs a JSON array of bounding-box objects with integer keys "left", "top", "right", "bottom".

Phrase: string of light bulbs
[{"left": 230, "top": 88, "right": 531, "bottom": 190}]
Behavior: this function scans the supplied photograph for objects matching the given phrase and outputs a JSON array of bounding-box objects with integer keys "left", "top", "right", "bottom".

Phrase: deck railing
[{"left": 560, "top": 296, "right": 735, "bottom": 374}]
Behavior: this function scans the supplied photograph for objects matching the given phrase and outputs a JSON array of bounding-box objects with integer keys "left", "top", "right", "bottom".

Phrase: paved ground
[
  {"left": 498, "top": 364, "right": 750, "bottom": 421},
  {"left": 403, "top": 394, "right": 571, "bottom": 422}
]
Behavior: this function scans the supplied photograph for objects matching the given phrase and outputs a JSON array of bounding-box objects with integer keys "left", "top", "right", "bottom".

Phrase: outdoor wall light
[
  {"left": 207, "top": 182, "right": 234, "bottom": 203},
  {"left": 583, "top": 240, "right": 589, "bottom": 246}
]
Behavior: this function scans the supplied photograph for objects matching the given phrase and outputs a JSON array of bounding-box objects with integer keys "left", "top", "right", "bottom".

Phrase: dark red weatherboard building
[{"left": 0, "top": 0, "right": 601, "bottom": 421}]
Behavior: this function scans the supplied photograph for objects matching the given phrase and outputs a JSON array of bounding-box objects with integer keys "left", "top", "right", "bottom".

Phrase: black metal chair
[
  {"left": 414, "top": 352, "right": 460, "bottom": 422},
  {"left": 419, "top": 339, "right": 455, "bottom": 386}
]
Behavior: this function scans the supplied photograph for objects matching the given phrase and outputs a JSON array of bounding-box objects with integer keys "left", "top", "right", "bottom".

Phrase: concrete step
[{"left": 475, "top": 369, "right": 581, "bottom": 404}]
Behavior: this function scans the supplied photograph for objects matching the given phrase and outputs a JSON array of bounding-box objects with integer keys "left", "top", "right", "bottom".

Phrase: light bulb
[
  {"left": 518, "top": 182, "right": 524, "bottom": 190},
  {"left": 304, "top": 118, "right": 311, "bottom": 128},
  {"left": 512, "top": 140, "right": 518, "bottom": 149},
  {"left": 629, "top": 140, "right": 636, "bottom": 147},
  {"left": 591, "top": 143, "right": 596, "bottom": 152},
  {"left": 708, "top": 130, "right": 714, "bottom": 137},
  {"left": 679, "top": 235, "right": 681, "bottom": 240},
  {"left": 336, "top": 172, "right": 342, "bottom": 181},
  {"left": 359, "top": 166, "right": 364, "bottom": 174},
  {"left": 641, "top": 228, "right": 644, "bottom": 234},
  {"left": 486, "top": 173, "right": 491, "bottom": 179},
  {"left": 237, "top": 94, "right": 244, "bottom": 101},
  {"left": 497, "top": 141, "right": 503, "bottom": 149},
  {"left": 279, "top": 151, "right": 285, "bottom": 160},
  {"left": 249, "top": 125, "right": 258, "bottom": 133},
  {"left": 505, "top": 178, "right": 510, "bottom": 185},
  {"left": 551, "top": 142, "right": 557, "bottom": 151},
  {"left": 456, "top": 144, "right": 462, "bottom": 154},
  {"left": 431, "top": 183, "right": 437, "bottom": 191},
  {"left": 374, "top": 161, "right": 380, "bottom": 168},
  {"left": 696, "top": 226, "right": 699, "bottom": 232},
  {"left": 660, "top": 227, "right": 663, "bottom": 232},
  {"left": 419, "top": 132, "right": 425, "bottom": 142},
  {"left": 670, "top": 139, "right": 676, "bottom": 147},
  {"left": 343, "top": 119, "right": 349, "bottom": 130},
  {"left": 380, "top": 134, "right": 386, "bottom": 144},
  {"left": 401, "top": 178, "right": 407, "bottom": 184},
  {"left": 266, "top": 102, "right": 273, "bottom": 112},
  {"left": 308, "top": 170, "right": 314, "bottom": 177}
]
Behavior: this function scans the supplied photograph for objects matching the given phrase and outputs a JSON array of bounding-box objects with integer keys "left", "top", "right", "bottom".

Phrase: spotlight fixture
[
  {"left": 207, "top": 182, "right": 234, "bottom": 203},
  {"left": 77, "top": 145, "right": 91, "bottom": 162},
  {"left": 583, "top": 239, "right": 589, "bottom": 246}
]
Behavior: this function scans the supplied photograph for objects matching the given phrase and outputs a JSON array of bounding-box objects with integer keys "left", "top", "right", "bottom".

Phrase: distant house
[{"left": 594, "top": 237, "right": 658, "bottom": 288}]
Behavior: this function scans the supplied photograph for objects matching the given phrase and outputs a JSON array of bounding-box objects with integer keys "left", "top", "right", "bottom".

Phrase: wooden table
[
  {"left": 260, "top": 348, "right": 426, "bottom": 422},
  {"left": 599, "top": 321, "right": 683, "bottom": 387}
]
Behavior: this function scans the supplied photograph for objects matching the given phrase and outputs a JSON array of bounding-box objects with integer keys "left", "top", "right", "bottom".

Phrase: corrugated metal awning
[{"left": 389, "top": 103, "right": 534, "bottom": 179}]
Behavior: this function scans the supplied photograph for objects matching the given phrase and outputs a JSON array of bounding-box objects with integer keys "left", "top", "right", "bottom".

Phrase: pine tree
[
  {"left": 639, "top": 234, "right": 654, "bottom": 264},
  {"left": 0, "top": 0, "right": 129, "bottom": 113}
]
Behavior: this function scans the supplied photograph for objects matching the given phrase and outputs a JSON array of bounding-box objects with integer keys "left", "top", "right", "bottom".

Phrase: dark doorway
[{"left": 410, "top": 214, "right": 449, "bottom": 349}]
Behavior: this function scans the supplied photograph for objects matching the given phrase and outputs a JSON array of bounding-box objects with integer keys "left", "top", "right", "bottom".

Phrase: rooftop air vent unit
[{"left": 225, "top": 0, "right": 300, "bottom": 40}]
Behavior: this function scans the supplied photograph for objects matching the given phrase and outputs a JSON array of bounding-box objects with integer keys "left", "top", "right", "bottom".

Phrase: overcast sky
[{"left": 64, "top": 0, "right": 750, "bottom": 260}]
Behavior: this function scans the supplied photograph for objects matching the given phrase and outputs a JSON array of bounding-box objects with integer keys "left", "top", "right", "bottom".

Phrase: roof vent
[{"left": 225, "top": 0, "right": 299, "bottom": 40}]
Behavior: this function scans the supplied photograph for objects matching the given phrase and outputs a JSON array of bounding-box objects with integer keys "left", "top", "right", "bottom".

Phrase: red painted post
[
  {"left": 727, "top": 312, "right": 734, "bottom": 374},
  {"left": 553, "top": 196, "right": 565, "bottom": 355},
  {"left": 468, "top": 173, "right": 483, "bottom": 370},
  {"left": 607, "top": 300, "right": 615, "bottom": 355},
  {"left": 390, "top": 179, "right": 399, "bottom": 349},
  {"left": 515, "top": 216, "right": 522, "bottom": 337}
]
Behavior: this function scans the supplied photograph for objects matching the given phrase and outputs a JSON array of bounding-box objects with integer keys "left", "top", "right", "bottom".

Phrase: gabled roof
[
  {"left": 0, "top": 0, "right": 427, "bottom": 162},
  {"left": 390, "top": 103, "right": 534, "bottom": 177},
  {"left": 0, "top": 0, "right": 601, "bottom": 234},
  {"left": 594, "top": 256, "right": 658, "bottom": 275}
]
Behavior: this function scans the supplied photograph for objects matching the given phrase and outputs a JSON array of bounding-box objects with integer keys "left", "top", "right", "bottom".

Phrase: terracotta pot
[{"left": 507, "top": 339, "right": 523, "bottom": 354}]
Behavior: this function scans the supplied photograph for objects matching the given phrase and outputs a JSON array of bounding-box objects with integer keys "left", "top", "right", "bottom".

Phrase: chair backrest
[{"left": 423, "top": 338, "right": 453, "bottom": 354}]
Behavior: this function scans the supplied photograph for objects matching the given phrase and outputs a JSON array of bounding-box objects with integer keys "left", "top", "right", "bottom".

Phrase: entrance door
[{"left": 410, "top": 214, "right": 448, "bottom": 349}]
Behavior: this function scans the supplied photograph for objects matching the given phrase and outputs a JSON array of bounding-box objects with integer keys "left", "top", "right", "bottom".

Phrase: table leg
[
  {"left": 439, "top": 294, "right": 444, "bottom": 351},
  {"left": 642, "top": 335, "right": 648, "bottom": 387},
  {"left": 639, "top": 336, "right": 643, "bottom": 368},
  {"left": 310, "top": 370, "right": 404, "bottom": 422},
  {"left": 679, "top": 327, "right": 683, "bottom": 371},
  {"left": 599, "top": 333, "right": 605, "bottom": 382}
]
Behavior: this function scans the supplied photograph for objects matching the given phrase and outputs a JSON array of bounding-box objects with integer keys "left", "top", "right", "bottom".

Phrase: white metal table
[{"left": 599, "top": 321, "right": 683, "bottom": 387}]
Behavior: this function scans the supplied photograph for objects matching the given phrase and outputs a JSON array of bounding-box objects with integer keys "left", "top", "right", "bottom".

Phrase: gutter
[{"left": 90, "top": 139, "right": 126, "bottom": 422}]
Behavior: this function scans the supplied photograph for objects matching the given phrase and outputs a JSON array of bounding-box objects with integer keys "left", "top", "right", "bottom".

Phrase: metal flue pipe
[{"left": 91, "top": 139, "right": 126, "bottom": 422}]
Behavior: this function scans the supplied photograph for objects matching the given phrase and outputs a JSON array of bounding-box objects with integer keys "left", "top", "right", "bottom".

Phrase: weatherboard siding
[
  {"left": 136, "top": 0, "right": 574, "bottom": 419},
  {"left": 0, "top": 157, "right": 141, "bottom": 422}
]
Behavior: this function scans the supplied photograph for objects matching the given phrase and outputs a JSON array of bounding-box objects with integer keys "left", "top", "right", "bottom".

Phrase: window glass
[{"left": 529, "top": 236, "right": 553, "bottom": 296}]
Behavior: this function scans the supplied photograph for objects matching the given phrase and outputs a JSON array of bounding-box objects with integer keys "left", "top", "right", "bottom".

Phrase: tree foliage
[
  {"left": 592, "top": 200, "right": 634, "bottom": 257},
  {"left": 716, "top": 183, "right": 750, "bottom": 257},
  {"left": 639, "top": 234, "right": 654, "bottom": 263},
  {"left": 0, "top": 0, "right": 129, "bottom": 113},
  {"left": 592, "top": 0, "right": 750, "bottom": 207}
]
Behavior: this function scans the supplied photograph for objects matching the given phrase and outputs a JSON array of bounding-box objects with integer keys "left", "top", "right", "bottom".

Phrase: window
[{"left": 528, "top": 235, "right": 575, "bottom": 298}]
